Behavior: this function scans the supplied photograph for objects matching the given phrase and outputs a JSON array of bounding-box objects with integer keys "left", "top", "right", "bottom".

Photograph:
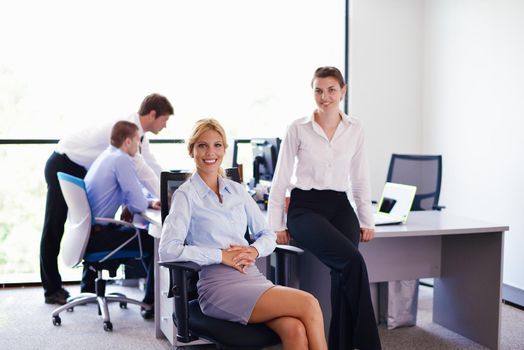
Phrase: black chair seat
[{"left": 185, "top": 300, "right": 281, "bottom": 348}]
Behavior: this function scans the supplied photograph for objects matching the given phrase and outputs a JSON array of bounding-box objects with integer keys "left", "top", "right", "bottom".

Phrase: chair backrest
[
  {"left": 386, "top": 154, "right": 442, "bottom": 211},
  {"left": 57, "top": 172, "right": 93, "bottom": 267},
  {"left": 160, "top": 171, "right": 191, "bottom": 223},
  {"left": 225, "top": 167, "right": 241, "bottom": 184}
]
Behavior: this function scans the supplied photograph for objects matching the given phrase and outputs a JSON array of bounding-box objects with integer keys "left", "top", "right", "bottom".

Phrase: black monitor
[{"left": 251, "top": 138, "right": 281, "bottom": 185}]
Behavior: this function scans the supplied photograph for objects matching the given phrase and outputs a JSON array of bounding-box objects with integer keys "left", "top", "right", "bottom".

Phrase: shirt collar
[
  {"left": 129, "top": 112, "right": 145, "bottom": 138},
  {"left": 300, "top": 110, "right": 354, "bottom": 125},
  {"left": 191, "top": 172, "right": 233, "bottom": 198},
  {"left": 106, "top": 145, "right": 132, "bottom": 161}
]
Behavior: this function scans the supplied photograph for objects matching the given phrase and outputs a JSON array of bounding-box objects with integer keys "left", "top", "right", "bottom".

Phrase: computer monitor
[
  {"left": 232, "top": 139, "right": 251, "bottom": 168},
  {"left": 251, "top": 138, "right": 281, "bottom": 185}
]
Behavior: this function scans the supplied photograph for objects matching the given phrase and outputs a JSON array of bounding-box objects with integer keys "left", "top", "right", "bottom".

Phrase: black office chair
[
  {"left": 387, "top": 154, "right": 445, "bottom": 211},
  {"left": 159, "top": 170, "right": 302, "bottom": 349}
]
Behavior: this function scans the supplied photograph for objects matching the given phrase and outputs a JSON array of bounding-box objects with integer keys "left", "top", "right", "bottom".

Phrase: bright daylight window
[{"left": 0, "top": 0, "right": 344, "bottom": 282}]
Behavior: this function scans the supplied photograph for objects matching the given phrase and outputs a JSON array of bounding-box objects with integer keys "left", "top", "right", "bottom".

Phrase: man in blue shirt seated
[{"left": 84, "top": 120, "right": 160, "bottom": 318}]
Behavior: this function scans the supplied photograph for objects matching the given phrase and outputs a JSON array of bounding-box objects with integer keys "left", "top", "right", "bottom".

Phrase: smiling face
[
  {"left": 313, "top": 76, "right": 346, "bottom": 113},
  {"left": 191, "top": 129, "right": 225, "bottom": 178}
]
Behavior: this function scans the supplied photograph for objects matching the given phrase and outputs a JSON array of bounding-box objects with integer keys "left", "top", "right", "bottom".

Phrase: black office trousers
[
  {"left": 287, "top": 188, "right": 381, "bottom": 350},
  {"left": 82, "top": 224, "right": 155, "bottom": 304},
  {"left": 40, "top": 152, "right": 87, "bottom": 297}
]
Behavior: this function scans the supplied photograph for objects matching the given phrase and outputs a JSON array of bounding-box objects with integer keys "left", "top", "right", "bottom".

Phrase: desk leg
[
  {"left": 153, "top": 237, "right": 162, "bottom": 339},
  {"left": 434, "top": 232, "right": 503, "bottom": 350}
]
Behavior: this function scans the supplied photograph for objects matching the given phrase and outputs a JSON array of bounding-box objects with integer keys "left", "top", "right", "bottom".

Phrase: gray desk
[{"left": 299, "top": 211, "right": 508, "bottom": 350}]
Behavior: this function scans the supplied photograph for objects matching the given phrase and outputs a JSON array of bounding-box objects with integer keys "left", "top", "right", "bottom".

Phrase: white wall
[
  {"left": 349, "top": 0, "right": 424, "bottom": 200},
  {"left": 350, "top": 0, "right": 524, "bottom": 292},
  {"left": 423, "top": 0, "right": 524, "bottom": 290}
]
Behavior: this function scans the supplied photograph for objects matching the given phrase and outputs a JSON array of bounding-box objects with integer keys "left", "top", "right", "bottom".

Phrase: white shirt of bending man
[{"left": 56, "top": 111, "right": 170, "bottom": 198}]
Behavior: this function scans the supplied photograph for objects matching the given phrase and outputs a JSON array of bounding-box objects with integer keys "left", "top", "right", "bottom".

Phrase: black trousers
[
  {"left": 287, "top": 189, "right": 381, "bottom": 350},
  {"left": 40, "top": 152, "right": 87, "bottom": 297},
  {"left": 81, "top": 224, "right": 155, "bottom": 304}
]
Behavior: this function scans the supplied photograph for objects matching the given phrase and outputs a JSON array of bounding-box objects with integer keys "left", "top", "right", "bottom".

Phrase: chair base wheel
[
  {"left": 103, "top": 321, "right": 113, "bottom": 332},
  {"left": 52, "top": 315, "right": 61, "bottom": 326}
]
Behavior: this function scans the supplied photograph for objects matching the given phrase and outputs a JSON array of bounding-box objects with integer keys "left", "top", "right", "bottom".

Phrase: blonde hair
[{"left": 187, "top": 118, "right": 229, "bottom": 177}]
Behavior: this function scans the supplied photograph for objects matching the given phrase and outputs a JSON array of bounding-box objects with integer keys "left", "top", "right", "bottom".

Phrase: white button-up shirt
[
  {"left": 56, "top": 113, "right": 162, "bottom": 198},
  {"left": 268, "top": 111, "right": 374, "bottom": 230},
  {"left": 159, "top": 172, "right": 277, "bottom": 266}
]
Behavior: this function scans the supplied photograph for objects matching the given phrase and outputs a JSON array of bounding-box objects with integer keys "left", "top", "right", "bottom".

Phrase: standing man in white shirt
[
  {"left": 40, "top": 93, "right": 174, "bottom": 305},
  {"left": 268, "top": 67, "right": 381, "bottom": 350}
]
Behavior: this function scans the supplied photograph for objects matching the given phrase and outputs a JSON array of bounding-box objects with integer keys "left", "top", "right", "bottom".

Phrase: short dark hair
[
  {"left": 111, "top": 121, "right": 139, "bottom": 148},
  {"left": 138, "top": 93, "right": 174, "bottom": 118},
  {"left": 311, "top": 66, "right": 345, "bottom": 88}
]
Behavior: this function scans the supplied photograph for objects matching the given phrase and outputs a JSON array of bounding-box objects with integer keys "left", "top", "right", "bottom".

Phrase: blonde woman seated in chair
[{"left": 159, "top": 118, "right": 327, "bottom": 350}]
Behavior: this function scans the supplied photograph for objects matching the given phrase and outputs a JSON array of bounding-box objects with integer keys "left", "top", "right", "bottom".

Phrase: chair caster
[
  {"left": 67, "top": 307, "right": 74, "bottom": 312},
  {"left": 119, "top": 302, "right": 127, "bottom": 309},
  {"left": 103, "top": 321, "right": 113, "bottom": 332},
  {"left": 52, "top": 315, "right": 61, "bottom": 326}
]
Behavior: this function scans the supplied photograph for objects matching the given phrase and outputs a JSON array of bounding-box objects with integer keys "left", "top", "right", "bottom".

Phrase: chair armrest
[
  {"left": 159, "top": 260, "right": 202, "bottom": 273},
  {"left": 273, "top": 244, "right": 303, "bottom": 287},
  {"left": 275, "top": 244, "right": 304, "bottom": 256},
  {"left": 158, "top": 260, "right": 201, "bottom": 343},
  {"left": 94, "top": 217, "right": 137, "bottom": 229},
  {"left": 158, "top": 260, "right": 201, "bottom": 299}
]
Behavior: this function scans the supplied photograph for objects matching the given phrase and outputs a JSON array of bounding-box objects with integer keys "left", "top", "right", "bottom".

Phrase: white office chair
[{"left": 51, "top": 172, "right": 152, "bottom": 332}]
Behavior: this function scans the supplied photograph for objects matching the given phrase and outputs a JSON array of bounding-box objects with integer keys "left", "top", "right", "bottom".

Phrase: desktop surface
[{"left": 374, "top": 211, "right": 509, "bottom": 238}]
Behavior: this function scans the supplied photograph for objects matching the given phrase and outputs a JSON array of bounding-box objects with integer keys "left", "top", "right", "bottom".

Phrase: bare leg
[
  {"left": 266, "top": 316, "right": 308, "bottom": 350},
  {"left": 249, "top": 286, "right": 327, "bottom": 350}
]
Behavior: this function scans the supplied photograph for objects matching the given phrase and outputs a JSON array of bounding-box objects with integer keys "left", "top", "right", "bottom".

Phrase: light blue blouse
[{"left": 159, "top": 172, "right": 277, "bottom": 266}]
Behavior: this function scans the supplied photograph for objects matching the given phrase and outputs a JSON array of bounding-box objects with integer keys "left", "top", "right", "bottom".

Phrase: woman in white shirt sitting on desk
[
  {"left": 268, "top": 66, "right": 381, "bottom": 350},
  {"left": 159, "top": 118, "right": 327, "bottom": 350}
]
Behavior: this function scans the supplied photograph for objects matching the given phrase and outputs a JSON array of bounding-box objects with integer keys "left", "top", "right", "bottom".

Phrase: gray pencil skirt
[{"left": 197, "top": 264, "right": 275, "bottom": 325}]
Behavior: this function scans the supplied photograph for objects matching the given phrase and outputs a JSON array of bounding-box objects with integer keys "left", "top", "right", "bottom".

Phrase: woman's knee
[
  {"left": 279, "top": 318, "right": 308, "bottom": 348},
  {"left": 300, "top": 292, "right": 323, "bottom": 321}
]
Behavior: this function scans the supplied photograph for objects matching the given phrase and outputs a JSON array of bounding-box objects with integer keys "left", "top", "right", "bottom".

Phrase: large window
[{"left": 0, "top": 0, "right": 345, "bottom": 281}]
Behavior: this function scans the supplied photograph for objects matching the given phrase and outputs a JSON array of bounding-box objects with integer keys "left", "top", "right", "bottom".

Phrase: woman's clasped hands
[{"left": 221, "top": 245, "right": 259, "bottom": 273}]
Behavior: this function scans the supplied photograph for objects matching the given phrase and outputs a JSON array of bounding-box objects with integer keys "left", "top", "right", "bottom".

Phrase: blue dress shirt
[
  {"left": 85, "top": 146, "right": 149, "bottom": 219},
  {"left": 159, "top": 172, "right": 277, "bottom": 266}
]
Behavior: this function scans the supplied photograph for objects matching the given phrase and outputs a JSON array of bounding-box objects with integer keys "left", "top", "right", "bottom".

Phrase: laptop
[{"left": 373, "top": 182, "right": 417, "bottom": 226}]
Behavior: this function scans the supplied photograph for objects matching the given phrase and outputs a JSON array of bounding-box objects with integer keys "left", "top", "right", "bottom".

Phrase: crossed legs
[{"left": 249, "top": 286, "right": 327, "bottom": 350}]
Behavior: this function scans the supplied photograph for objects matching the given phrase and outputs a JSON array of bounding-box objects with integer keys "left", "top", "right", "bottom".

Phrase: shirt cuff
[
  {"left": 210, "top": 248, "right": 223, "bottom": 264},
  {"left": 250, "top": 241, "right": 268, "bottom": 258}
]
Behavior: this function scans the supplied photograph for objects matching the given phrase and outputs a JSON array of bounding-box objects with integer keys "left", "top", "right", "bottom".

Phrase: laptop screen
[{"left": 376, "top": 182, "right": 417, "bottom": 222}]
